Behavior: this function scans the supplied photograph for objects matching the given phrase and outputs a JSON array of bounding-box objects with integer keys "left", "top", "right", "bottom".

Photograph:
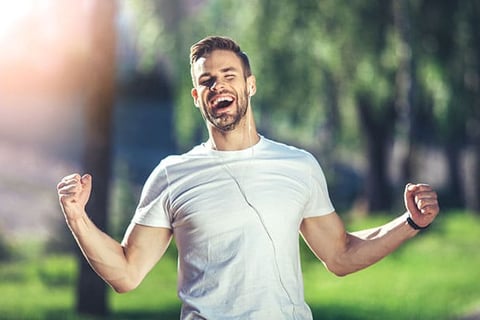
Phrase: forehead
[{"left": 192, "top": 49, "right": 243, "bottom": 78}]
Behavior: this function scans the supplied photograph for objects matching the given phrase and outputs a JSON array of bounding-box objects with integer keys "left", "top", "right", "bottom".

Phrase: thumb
[
  {"left": 404, "top": 183, "right": 419, "bottom": 216},
  {"left": 80, "top": 174, "right": 93, "bottom": 201}
]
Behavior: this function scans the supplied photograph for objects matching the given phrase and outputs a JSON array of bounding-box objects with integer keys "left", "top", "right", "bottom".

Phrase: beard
[{"left": 203, "top": 89, "right": 249, "bottom": 132}]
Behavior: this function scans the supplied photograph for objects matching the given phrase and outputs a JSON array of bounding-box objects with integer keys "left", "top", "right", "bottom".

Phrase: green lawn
[
  {"left": 303, "top": 211, "right": 480, "bottom": 319},
  {"left": 0, "top": 211, "right": 479, "bottom": 319}
]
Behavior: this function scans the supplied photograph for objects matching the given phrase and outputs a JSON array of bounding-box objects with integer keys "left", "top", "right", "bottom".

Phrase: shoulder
[
  {"left": 260, "top": 136, "right": 319, "bottom": 164},
  {"left": 139, "top": 145, "right": 206, "bottom": 197},
  {"left": 146, "top": 144, "right": 211, "bottom": 181},
  {"left": 154, "top": 144, "right": 207, "bottom": 169}
]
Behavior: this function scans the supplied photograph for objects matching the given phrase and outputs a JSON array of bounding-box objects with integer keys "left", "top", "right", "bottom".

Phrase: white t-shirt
[{"left": 130, "top": 136, "right": 335, "bottom": 319}]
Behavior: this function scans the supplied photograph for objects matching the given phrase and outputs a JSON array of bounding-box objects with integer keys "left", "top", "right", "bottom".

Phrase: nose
[{"left": 210, "top": 80, "right": 225, "bottom": 92}]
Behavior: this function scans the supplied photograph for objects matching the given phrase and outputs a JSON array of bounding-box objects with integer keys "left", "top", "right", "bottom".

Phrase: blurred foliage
[
  {"left": 123, "top": 0, "right": 480, "bottom": 211},
  {"left": 37, "top": 255, "right": 77, "bottom": 287},
  {"left": 123, "top": 1, "right": 174, "bottom": 72},
  {"left": 126, "top": 0, "right": 478, "bottom": 146},
  {"left": 109, "top": 162, "right": 140, "bottom": 240},
  {"left": 0, "top": 230, "right": 14, "bottom": 262}
]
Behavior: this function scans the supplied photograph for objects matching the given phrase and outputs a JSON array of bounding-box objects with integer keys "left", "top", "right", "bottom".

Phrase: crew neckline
[{"left": 202, "top": 135, "right": 265, "bottom": 157}]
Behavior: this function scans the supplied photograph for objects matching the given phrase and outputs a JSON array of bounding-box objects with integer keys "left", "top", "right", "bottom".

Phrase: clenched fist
[
  {"left": 404, "top": 183, "right": 439, "bottom": 229},
  {"left": 57, "top": 173, "right": 92, "bottom": 221}
]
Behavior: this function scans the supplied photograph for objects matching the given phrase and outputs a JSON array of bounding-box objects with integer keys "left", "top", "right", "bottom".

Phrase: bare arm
[
  {"left": 300, "top": 183, "right": 439, "bottom": 276},
  {"left": 57, "top": 174, "right": 172, "bottom": 293}
]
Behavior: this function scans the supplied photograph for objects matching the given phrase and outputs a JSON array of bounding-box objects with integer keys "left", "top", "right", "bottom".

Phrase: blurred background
[{"left": 0, "top": 0, "right": 479, "bottom": 319}]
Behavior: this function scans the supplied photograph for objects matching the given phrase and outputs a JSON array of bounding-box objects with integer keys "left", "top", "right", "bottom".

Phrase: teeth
[{"left": 212, "top": 96, "right": 233, "bottom": 107}]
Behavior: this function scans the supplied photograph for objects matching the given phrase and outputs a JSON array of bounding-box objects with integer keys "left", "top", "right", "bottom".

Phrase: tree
[
  {"left": 331, "top": 1, "right": 404, "bottom": 212},
  {"left": 130, "top": 0, "right": 477, "bottom": 213},
  {"left": 412, "top": 0, "right": 480, "bottom": 210},
  {"left": 356, "top": 93, "right": 396, "bottom": 212},
  {"left": 452, "top": 0, "right": 480, "bottom": 212},
  {"left": 76, "top": 0, "right": 117, "bottom": 316},
  {"left": 393, "top": 0, "right": 416, "bottom": 186}
]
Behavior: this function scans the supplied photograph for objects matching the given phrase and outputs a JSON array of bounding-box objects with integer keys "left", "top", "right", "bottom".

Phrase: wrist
[
  {"left": 65, "top": 211, "right": 91, "bottom": 234},
  {"left": 406, "top": 215, "right": 430, "bottom": 231}
]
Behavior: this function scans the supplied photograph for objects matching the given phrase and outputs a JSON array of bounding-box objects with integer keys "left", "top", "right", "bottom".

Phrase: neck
[
  {"left": 207, "top": 110, "right": 259, "bottom": 151},
  {"left": 208, "top": 130, "right": 260, "bottom": 151}
]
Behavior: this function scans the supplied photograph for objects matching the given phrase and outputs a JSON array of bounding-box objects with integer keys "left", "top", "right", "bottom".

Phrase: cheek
[
  {"left": 199, "top": 94, "right": 211, "bottom": 112},
  {"left": 193, "top": 97, "right": 200, "bottom": 108},
  {"left": 239, "top": 88, "right": 249, "bottom": 104},
  {"left": 194, "top": 89, "right": 207, "bottom": 107}
]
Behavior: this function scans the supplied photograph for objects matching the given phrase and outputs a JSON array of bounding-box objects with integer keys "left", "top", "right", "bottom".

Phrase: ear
[
  {"left": 191, "top": 88, "right": 200, "bottom": 108},
  {"left": 247, "top": 75, "right": 257, "bottom": 97}
]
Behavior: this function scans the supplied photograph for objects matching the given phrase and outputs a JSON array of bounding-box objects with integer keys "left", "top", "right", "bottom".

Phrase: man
[{"left": 57, "top": 36, "right": 439, "bottom": 319}]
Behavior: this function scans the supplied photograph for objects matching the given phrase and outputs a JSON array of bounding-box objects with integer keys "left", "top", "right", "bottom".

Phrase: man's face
[{"left": 191, "top": 49, "right": 255, "bottom": 132}]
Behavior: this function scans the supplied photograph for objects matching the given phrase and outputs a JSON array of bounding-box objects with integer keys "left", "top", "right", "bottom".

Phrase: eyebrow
[{"left": 198, "top": 66, "right": 240, "bottom": 80}]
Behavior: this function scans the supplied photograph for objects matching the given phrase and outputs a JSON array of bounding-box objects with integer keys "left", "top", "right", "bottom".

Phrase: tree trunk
[
  {"left": 444, "top": 141, "right": 464, "bottom": 209},
  {"left": 365, "top": 131, "right": 391, "bottom": 212},
  {"left": 76, "top": 0, "right": 117, "bottom": 316},
  {"left": 356, "top": 95, "right": 395, "bottom": 213},
  {"left": 466, "top": 1, "right": 480, "bottom": 213},
  {"left": 392, "top": 0, "right": 416, "bottom": 186},
  {"left": 465, "top": 143, "right": 480, "bottom": 212}
]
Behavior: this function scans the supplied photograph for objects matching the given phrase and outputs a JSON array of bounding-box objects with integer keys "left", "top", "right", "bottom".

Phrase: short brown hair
[{"left": 190, "top": 36, "right": 252, "bottom": 82}]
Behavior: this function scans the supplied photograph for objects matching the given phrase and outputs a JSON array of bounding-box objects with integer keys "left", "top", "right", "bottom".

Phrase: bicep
[
  {"left": 122, "top": 224, "right": 173, "bottom": 282},
  {"left": 300, "top": 212, "right": 348, "bottom": 267}
]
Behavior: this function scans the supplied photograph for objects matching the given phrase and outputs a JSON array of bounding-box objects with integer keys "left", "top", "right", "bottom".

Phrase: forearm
[
  {"left": 303, "top": 184, "right": 439, "bottom": 277},
  {"left": 66, "top": 211, "right": 136, "bottom": 292},
  {"left": 57, "top": 173, "right": 158, "bottom": 292},
  {"left": 334, "top": 213, "right": 418, "bottom": 275},
  {"left": 350, "top": 212, "right": 414, "bottom": 239}
]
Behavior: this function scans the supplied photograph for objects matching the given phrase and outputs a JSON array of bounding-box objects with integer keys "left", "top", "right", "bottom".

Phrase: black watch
[{"left": 406, "top": 216, "right": 430, "bottom": 230}]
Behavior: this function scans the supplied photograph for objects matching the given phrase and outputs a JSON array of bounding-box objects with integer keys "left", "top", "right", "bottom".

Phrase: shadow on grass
[
  {"left": 110, "top": 309, "right": 181, "bottom": 320},
  {"left": 310, "top": 304, "right": 443, "bottom": 320},
  {"left": 7, "top": 304, "right": 453, "bottom": 320},
  {"left": 38, "top": 308, "right": 367, "bottom": 320},
  {"left": 310, "top": 306, "right": 378, "bottom": 320},
  {"left": 39, "top": 306, "right": 400, "bottom": 320},
  {"left": 39, "top": 308, "right": 181, "bottom": 320}
]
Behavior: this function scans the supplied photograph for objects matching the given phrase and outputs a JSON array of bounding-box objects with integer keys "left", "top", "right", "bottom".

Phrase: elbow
[
  {"left": 108, "top": 265, "right": 150, "bottom": 293},
  {"left": 112, "top": 285, "right": 135, "bottom": 294},
  {"left": 109, "top": 278, "right": 141, "bottom": 294},
  {"left": 327, "top": 265, "right": 351, "bottom": 277},
  {"left": 323, "top": 258, "right": 355, "bottom": 277},
  {"left": 330, "top": 268, "right": 351, "bottom": 277},
  {"left": 326, "top": 260, "right": 368, "bottom": 277}
]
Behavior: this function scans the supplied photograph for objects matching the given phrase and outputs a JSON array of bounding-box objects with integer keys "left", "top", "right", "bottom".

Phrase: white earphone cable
[{"left": 212, "top": 102, "right": 298, "bottom": 318}]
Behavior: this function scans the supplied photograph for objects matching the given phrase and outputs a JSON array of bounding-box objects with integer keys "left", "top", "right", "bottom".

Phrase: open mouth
[{"left": 210, "top": 95, "right": 235, "bottom": 110}]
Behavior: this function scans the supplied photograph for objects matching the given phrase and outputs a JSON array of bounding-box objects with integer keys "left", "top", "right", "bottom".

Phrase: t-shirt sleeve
[
  {"left": 130, "top": 160, "right": 173, "bottom": 229},
  {"left": 303, "top": 154, "right": 335, "bottom": 218}
]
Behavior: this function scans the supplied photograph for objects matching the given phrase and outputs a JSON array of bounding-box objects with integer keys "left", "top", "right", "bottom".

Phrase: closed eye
[{"left": 200, "top": 77, "right": 215, "bottom": 87}]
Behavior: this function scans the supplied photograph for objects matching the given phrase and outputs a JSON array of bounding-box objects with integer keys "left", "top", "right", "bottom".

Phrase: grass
[
  {"left": 0, "top": 211, "right": 479, "bottom": 319},
  {"left": 303, "top": 211, "right": 480, "bottom": 320}
]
